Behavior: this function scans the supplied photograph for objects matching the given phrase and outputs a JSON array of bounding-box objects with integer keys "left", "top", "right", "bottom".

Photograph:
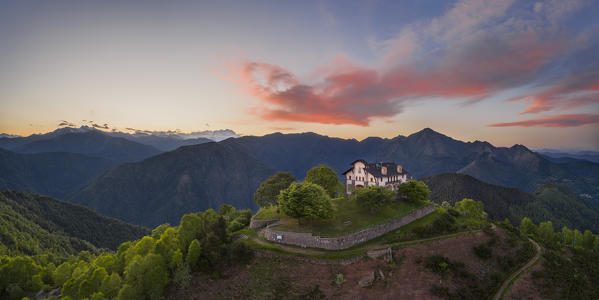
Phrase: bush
[
  {"left": 230, "top": 241, "right": 254, "bottom": 265},
  {"left": 425, "top": 255, "right": 451, "bottom": 274},
  {"left": 473, "top": 243, "right": 492, "bottom": 259},
  {"left": 430, "top": 285, "right": 449, "bottom": 297}
]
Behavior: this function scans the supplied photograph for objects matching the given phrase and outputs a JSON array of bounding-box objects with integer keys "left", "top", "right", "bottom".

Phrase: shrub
[
  {"left": 230, "top": 241, "right": 254, "bottom": 265},
  {"left": 473, "top": 243, "right": 492, "bottom": 259},
  {"left": 430, "top": 285, "right": 449, "bottom": 297}
]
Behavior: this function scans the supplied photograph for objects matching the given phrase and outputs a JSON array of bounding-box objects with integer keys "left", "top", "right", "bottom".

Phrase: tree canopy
[
  {"left": 397, "top": 180, "right": 430, "bottom": 203},
  {"left": 454, "top": 198, "right": 486, "bottom": 219},
  {"left": 0, "top": 205, "right": 255, "bottom": 300},
  {"left": 254, "top": 172, "right": 296, "bottom": 208},
  {"left": 304, "top": 165, "right": 341, "bottom": 197},
  {"left": 278, "top": 182, "right": 334, "bottom": 225},
  {"left": 353, "top": 186, "right": 396, "bottom": 214}
]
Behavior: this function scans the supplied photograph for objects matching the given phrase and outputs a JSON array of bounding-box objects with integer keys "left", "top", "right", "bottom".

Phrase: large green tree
[
  {"left": 520, "top": 217, "right": 537, "bottom": 236},
  {"left": 305, "top": 165, "right": 340, "bottom": 197},
  {"left": 353, "top": 186, "right": 395, "bottom": 214},
  {"left": 454, "top": 198, "right": 487, "bottom": 219},
  {"left": 254, "top": 172, "right": 296, "bottom": 207},
  {"left": 278, "top": 182, "right": 334, "bottom": 225},
  {"left": 397, "top": 180, "right": 430, "bottom": 203}
]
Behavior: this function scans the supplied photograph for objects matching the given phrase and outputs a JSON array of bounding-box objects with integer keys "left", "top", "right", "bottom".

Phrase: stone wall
[
  {"left": 263, "top": 205, "right": 435, "bottom": 250},
  {"left": 249, "top": 218, "right": 279, "bottom": 229}
]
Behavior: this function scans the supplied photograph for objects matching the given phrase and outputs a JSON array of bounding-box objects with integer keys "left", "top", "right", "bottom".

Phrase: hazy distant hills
[
  {"left": 422, "top": 173, "right": 599, "bottom": 232},
  {"left": 14, "top": 131, "right": 162, "bottom": 163},
  {"left": 70, "top": 142, "right": 275, "bottom": 227},
  {"left": 0, "top": 125, "right": 235, "bottom": 154},
  {"left": 0, "top": 190, "right": 148, "bottom": 255},
  {"left": 537, "top": 149, "right": 599, "bottom": 163},
  {"left": 0, "top": 148, "right": 117, "bottom": 199}
]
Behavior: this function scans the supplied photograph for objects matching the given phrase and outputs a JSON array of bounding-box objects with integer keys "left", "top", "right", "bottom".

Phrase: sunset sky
[{"left": 0, "top": 0, "right": 598, "bottom": 150}]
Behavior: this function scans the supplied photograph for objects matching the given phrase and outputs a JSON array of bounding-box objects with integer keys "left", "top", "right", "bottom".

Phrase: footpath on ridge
[{"left": 493, "top": 238, "right": 542, "bottom": 300}]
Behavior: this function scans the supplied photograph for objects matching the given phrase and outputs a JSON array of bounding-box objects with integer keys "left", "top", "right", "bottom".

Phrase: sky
[{"left": 0, "top": 0, "right": 598, "bottom": 150}]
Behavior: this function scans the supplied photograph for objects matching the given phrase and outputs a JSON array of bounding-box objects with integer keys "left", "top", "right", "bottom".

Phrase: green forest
[{"left": 0, "top": 203, "right": 254, "bottom": 300}]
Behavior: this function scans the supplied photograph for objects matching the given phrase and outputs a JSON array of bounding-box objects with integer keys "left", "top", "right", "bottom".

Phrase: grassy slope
[{"left": 258, "top": 198, "right": 427, "bottom": 237}]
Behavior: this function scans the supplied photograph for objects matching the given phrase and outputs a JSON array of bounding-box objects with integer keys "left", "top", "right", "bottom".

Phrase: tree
[
  {"left": 582, "top": 230, "right": 595, "bottom": 250},
  {"left": 124, "top": 254, "right": 169, "bottom": 300},
  {"left": 100, "top": 273, "right": 122, "bottom": 299},
  {"left": 178, "top": 213, "right": 203, "bottom": 256},
  {"left": 538, "top": 221, "right": 555, "bottom": 245},
  {"left": 561, "top": 227, "right": 574, "bottom": 246},
  {"left": 353, "top": 186, "right": 395, "bottom": 214},
  {"left": 305, "top": 165, "right": 340, "bottom": 197},
  {"left": 441, "top": 201, "right": 451, "bottom": 210},
  {"left": 0, "top": 256, "right": 42, "bottom": 294},
  {"left": 454, "top": 198, "right": 486, "bottom": 219},
  {"left": 520, "top": 217, "right": 537, "bottom": 236},
  {"left": 573, "top": 229, "right": 583, "bottom": 248},
  {"left": 254, "top": 172, "right": 296, "bottom": 207},
  {"left": 397, "top": 180, "right": 430, "bottom": 203},
  {"left": 186, "top": 239, "right": 202, "bottom": 272},
  {"left": 278, "top": 182, "right": 334, "bottom": 225}
]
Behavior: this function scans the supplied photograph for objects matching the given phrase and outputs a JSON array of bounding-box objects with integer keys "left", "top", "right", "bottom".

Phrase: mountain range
[
  {"left": 2, "top": 127, "right": 597, "bottom": 231},
  {"left": 0, "top": 126, "right": 238, "bottom": 152},
  {"left": 65, "top": 128, "right": 599, "bottom": 230}
]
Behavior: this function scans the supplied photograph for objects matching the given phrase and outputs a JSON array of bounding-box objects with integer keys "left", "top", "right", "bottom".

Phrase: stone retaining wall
[
  {"left": 263, "top": 205, "right": 435, "bottom": 250},
  {"left": 249, "top": 218, "right": 279, "bottom": 229}
]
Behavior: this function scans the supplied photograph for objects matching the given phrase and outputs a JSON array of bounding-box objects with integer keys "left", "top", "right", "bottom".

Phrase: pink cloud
[
  {"left": 515, "top": 70, "right": 599, "bottom": 114},
  {"left": 488, "top": 114, "right": 599, "bottom": 128},
  {"left": 230, "top": 0, "right": 594, "bottom": 126}
]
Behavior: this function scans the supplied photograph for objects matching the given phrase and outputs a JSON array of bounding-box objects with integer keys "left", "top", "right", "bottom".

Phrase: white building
[{"left": 342, "top": 159, "right": 408, "bottom": 195}]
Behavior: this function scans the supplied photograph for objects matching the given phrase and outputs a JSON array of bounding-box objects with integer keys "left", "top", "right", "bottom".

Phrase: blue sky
[{"left": 0, "top": 0, "right": 597, "bottom": 150}]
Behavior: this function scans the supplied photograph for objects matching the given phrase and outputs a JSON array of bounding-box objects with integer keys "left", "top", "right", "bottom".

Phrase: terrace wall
[
  {"left": 263, "top": 205, "right": 435, "bottom": 250},
  {"left": 250, "top": 218, "right": 279, "bottom": 229}
]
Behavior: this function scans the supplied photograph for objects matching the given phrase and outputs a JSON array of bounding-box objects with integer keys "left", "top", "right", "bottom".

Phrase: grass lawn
[
  {"left": 253, "top": 205, "right": 281, "bottom": 220},
  {"left": 264, "top": 197, "right": 429, "bottom": 237}
]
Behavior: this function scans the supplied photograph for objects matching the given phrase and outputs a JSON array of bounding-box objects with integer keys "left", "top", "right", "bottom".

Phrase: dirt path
[{"left": 493, "top": 238, "right": 541, "bottom": 300}]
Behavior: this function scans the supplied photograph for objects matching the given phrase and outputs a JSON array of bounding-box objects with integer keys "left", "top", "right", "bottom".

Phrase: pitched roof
[
  {"left": 364, "top": 162, "right": 407, "bottom": 177},
  {"left": 342, "top": 160, "right": 408, "bottom": 176}
]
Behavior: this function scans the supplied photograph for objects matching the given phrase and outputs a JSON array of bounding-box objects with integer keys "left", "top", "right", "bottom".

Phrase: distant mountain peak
[
  {"left": 409, "top": 128, "right": 448, "bottom": 138},
  {"left": 510, "top": 144, "right": 531, "bottom": 152}
]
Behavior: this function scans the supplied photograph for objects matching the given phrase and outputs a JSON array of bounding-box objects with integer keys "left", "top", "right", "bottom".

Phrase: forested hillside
[
  {"left": 422, "top": 173, "right": 599, "bottom": 232},
  {"left": 70, "top": 142, "right": 275, "bottom": 227},
  {"left": 0, "top": 191, "right": 148, "bottom": 256},
  {"left": 0, "top": 148, "right": 117, "bottom": 199}
]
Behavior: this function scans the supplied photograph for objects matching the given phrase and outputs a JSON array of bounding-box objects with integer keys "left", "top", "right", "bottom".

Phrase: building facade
[{"left": 342, "top": 159, "right": 408, "bottom": 195}]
